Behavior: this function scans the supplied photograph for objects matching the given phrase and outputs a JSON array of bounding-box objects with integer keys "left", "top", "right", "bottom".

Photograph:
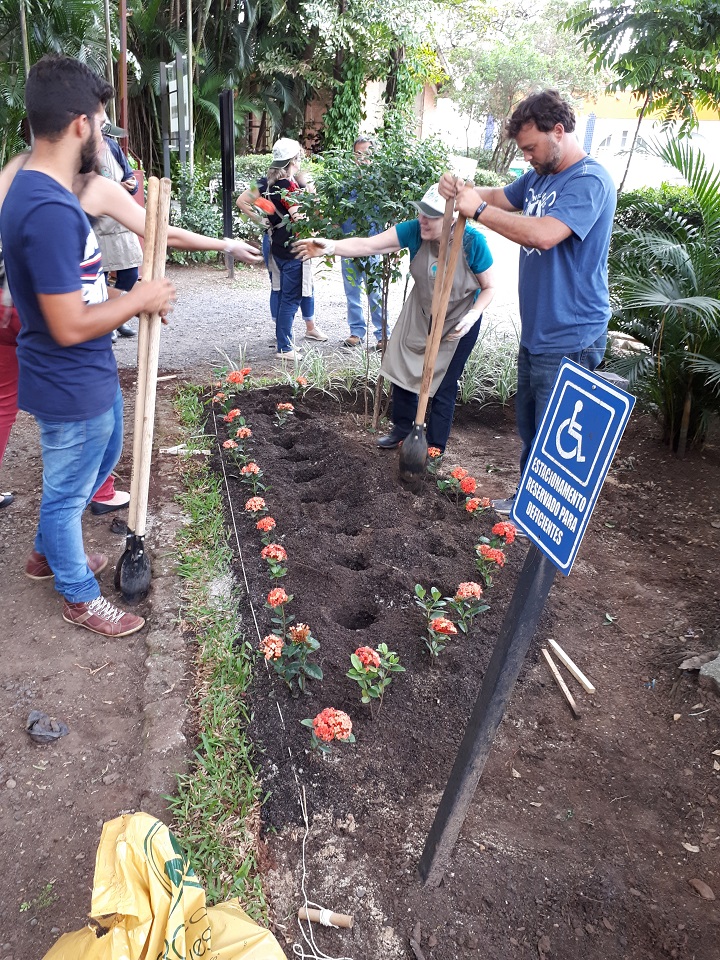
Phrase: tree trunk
[{"left": 676, "top": 378, "right": 692, "bottom": 459}]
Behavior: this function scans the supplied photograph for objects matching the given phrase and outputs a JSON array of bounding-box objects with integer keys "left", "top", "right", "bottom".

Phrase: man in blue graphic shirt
[
  {"left": 440, "top": 89, "right": 616, "bottom": 514},
  {"left": 1, "top": 55, "right": 174, "bottom": 637}
]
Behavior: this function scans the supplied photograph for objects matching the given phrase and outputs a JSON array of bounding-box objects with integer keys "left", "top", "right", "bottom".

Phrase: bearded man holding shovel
[{"left": 1, "top": 55, "right": 175, "bottom": 637}]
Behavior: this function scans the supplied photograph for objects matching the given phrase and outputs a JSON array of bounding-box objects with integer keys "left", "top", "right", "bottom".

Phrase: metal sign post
[
  {"left": 419, "top": 362, "right": 635, "bottom": 886},
  {"left": 219, "top": 89, "right": 235, "bottom": 280}
]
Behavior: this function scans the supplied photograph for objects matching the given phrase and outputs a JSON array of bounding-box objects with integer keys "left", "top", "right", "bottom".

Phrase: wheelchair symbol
[{"left": 556, "top": 399, "right": 585, "bottom": 463}]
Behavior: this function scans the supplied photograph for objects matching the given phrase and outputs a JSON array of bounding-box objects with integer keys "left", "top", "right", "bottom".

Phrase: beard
[
  {"left": 79, "top": 132, "right": 99, "bottom": 174},
  {"left": 532, "top": 140, "right": 562, "bottom": 177}
]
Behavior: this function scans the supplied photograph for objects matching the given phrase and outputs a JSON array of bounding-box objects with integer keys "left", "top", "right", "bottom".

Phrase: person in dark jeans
[
  {"left": 440, "top": 89, "right": 616, "bottom": 514},
  {"left": 296, "top": 183, "right": 495, "bottom": 454}
]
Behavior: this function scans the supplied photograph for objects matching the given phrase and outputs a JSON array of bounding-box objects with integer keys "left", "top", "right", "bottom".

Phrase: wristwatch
[{"left": 473, "top": 201, "right": 488, "bottom": 221}]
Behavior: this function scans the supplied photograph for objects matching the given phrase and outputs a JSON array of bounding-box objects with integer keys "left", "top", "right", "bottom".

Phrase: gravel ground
[{"left": 113, "top": 233, "right": 521, "bottom": 376}]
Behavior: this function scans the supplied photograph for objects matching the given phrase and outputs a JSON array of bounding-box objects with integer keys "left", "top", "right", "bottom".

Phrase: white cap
[
  {"left": 411, "top": 183, "right": 446, "bottom": 218},
  {"left": 271, "top": 137, "right": 302, "bottom": 167}
]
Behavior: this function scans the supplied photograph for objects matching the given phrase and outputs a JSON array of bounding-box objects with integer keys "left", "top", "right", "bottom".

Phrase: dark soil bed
[{"left": 209, "top": 384, "right": 720, "bottom": 960}]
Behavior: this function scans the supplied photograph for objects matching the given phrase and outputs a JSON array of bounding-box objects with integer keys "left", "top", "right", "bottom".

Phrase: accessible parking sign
[{"left": 511, "top": 360, "right": 635, "bottom": 574}]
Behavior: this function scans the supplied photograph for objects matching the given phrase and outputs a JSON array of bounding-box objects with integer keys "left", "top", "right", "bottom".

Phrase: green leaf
[{"left": 303, "top": 663, "right": 324, "bottom": 681}]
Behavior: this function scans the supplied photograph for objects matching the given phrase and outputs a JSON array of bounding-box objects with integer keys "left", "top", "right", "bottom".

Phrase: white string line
[{"left": 209, "top": 402, "right": 354, "bottom": 960}]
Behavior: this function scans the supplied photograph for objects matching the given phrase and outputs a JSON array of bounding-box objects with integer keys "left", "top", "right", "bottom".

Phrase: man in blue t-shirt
[
  {"left": 440, "top": 90, "right": 616, "bottom": 514},
  {"left": 0, "top": 55, "right": 175, "bottom": 638}
]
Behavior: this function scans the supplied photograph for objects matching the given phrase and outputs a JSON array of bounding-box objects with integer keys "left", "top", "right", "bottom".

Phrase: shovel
[
  {"left": 399, "top": 201, "right": 468, "bottom": 481},
  {"left": 115, "top": 177, "right": 171, "bottom": 603}
]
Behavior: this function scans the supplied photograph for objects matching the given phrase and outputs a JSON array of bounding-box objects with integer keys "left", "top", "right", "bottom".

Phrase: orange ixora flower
[
  {"left": 240, "top": 366, "right": 252, "bottom": 376},
  {"left": 223, "top": 439, "right": 238, "bottom": 449},
  {"left": 492, "top": 521, "right": 517, "bottom": 545},
  {"left": 261, "top": 543, "right": 287, "bottom": 562},
  {"left": 429, "top": 617, "right": 458, "bottom": 636},
  {"left": 477, "top": 544, "right": 506, "bottom": 566},
  {"left": 460, "top": 476, "right": 477, "bottom": 494},
  {"left": 312, "top": 707, "right": 353, "bottom": 743},
  {"left": 267, "top": 587, "right": 289, "bottom": 607},
  {"left": 224, "top": 408, "right": 241, "bottom": 422},
  {"left": 244, "top": 496, "right": 266, "bottom": 513},
  {"left": 296, "top": 376, "right": 308, "bottom": 387},
  {"left": 450, "top": 467, "right": 469, "bottom": 481},
  {"left": 235, "top": 426, "right": 252, "bottom": 439},
  {"left": 276, "top": 402, "right": 294, "bottom": 412},
  {"left": 354, "top": 646, "right": 381, "bottom": 669},
  {"left": 465, "top": 497, "right": 481, "bottom": 513},
  {"left": 288, "top": 623, "right": 312, "bottom": 644},
  {"left": 226, "top": 370, "right": 245, "bottom": 384},
  {"left": 256, "top": 516, "right": 276, "bottom": 533},
  {"left": 212, "top": 392, "right": 226, "bottom": 402},
  {"left": 455, "top": 581, "right": 484, "bottom": 601},
  {"left": 260, "top": 634, "right": 284, "bottom": 661},
  {"left": 427, "top": 447, "right": 443, "bottom": 459},
  {"left": 241, "top": 462, "right": 260, "bottom": 475}
]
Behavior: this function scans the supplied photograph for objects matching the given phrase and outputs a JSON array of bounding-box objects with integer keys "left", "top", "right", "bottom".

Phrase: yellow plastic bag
[{"left": 42, "top": 812, "right": 286, "bottom": 960}]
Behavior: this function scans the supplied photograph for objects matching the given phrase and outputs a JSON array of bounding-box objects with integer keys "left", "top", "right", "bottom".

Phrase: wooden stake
[
  {"left": 298, "top": 907, "right": 353, "bottom": 929},
  {"left": 541, "top": 648, "right": 581, "bottom": 718},
  {"left": 547, "top": 638, "right": 596, "bottom": 694}
]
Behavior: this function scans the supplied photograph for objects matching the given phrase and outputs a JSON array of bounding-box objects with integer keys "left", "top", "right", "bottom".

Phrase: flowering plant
[
  {"left": 293, "top": 376, "right": 308, "bottom": 397},
  {"left": 446, "top": 581, "right": 489, "bottom": 634},
  {"left": 474, "top": 543, "right": 506, "bottom": 587},
  {"left": 437, "top": 466, "right": 478, "bottom": 505},
  {"left": 261, "top": 621, "right": 322, "bottom": 694},
  {"left": 256, "top": 515, "right": 277, "bottom": 545},
  {"left": 244, "top": 495, "right": 267, "bottom": 518},
  {"left": 235, "top": 425, "right": 253, "bottom": 441},
  {"left": 265, "top": 585, "right": 294, "bottom": 638},
  {"left": 260, "top": 542, "right": 288, "bottom": 579},
  {"left": 274, "top": 401, "right": 295, "bottom": 426},
  {"left": 473, "top": 522, "right": 517, "bottom": 586},
  {"left": 346, "top": 643, "right": 405, "bottom": 717},
  {"left": 465, "top": 496, "right": 491, "bottom": 516},
  {"left": 301, "top": 708, "right": 355, "bottom": 755},
  {"left": 425, "top": 446, "right": 444, "bottom": 476},
  {"left": 425, "top": 615, "right": 458, "bottom": 658},
  {"left": 239, "top": 461, "right": 266, "bottom": 494},
  {"left": 224, "top": 408, "right": 242, "bottom": 424}
]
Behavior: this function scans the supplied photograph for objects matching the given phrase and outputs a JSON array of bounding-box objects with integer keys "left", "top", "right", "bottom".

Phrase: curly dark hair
[{"left": 506, "top": 90, "right": 575, "bottom": 139}]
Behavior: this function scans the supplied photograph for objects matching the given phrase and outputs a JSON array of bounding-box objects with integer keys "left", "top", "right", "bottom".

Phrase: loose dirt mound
[{"left": 212, "top": 385, "right": 719, "bottom": 960}]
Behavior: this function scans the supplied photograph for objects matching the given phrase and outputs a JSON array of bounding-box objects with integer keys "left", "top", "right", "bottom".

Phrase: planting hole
[{"left": 333, "top": 605, "right": 378, "bottom": 630}]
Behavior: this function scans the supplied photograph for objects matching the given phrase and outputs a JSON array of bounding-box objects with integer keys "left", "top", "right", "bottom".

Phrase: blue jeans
[
  {"left": 516, "top": 333, "right": 607, "bottom": 472},
  {"left": 34, "top": 387, "right": 124, "bottom": 603},
  {"left": 390, "top": 320, "right": 482, "bottom": 451},
  {"left": 274, "top": 257, "right": 304, "bottom": 353},
  {"left": 262, "top": 234, "right": 314, "bottom": 323},
  {"left": 342, "top": 258, "right": 384, "bottom": 341}
]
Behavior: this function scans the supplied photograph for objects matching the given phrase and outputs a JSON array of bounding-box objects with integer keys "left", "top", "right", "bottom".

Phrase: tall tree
[{"left": 565, "top": 0, "right": 720, "bottom": 191}]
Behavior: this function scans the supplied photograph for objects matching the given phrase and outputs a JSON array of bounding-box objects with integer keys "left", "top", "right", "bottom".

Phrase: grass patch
[{"left": 166, "top": 383, "right": 266, "bottom": 916}]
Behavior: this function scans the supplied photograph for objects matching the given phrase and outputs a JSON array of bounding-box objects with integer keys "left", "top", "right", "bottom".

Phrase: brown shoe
[
  {"left": 62, "top": 595, "right": 145, "bottom": 637},
  {"left": 25, "top": 550, "right": 109, "bottom": 581}
]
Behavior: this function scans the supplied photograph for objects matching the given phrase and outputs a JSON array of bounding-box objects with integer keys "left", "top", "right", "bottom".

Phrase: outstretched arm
[
  {"left": 294, "top": 226, "right": 402, "bottom": 260},
  {"left": 78, "top": 174, "right": 262, "bottom": 263}
]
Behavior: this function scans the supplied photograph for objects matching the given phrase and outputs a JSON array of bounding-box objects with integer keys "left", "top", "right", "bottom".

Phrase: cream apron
[
  {"left": 380, "top": 226, "right": 481, "bottom": 396},
  {"left": 93, "top": 142, "right": 143, "bottom": 272}
]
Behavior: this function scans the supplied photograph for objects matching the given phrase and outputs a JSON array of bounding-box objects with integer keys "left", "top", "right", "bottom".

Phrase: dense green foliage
[{"left": 609, "top": 140, "right": 720, "bottom": 453}]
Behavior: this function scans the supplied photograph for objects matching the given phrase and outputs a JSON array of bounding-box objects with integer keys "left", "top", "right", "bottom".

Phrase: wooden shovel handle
[
  {"left": 133, "top": 178, "right": 172, "bottom": 539},
  {"left": 415, "top": 212, "right": 467, "bottom": 426},
  {"left": 127, "top": 177, "right": 160, "bottom": 534}
]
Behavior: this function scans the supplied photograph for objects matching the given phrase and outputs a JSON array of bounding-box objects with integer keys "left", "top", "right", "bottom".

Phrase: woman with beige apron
[{"left": 295, "top": 183, "right": 495, "bottom": 452}]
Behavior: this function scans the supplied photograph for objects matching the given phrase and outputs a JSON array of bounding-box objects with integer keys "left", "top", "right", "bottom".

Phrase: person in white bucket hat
[
  {"left": 295, "top": 182, "right": 496, "bottom": 453},
  {"left": 237, "top": 138, "right": 326, "bottom": 358}
]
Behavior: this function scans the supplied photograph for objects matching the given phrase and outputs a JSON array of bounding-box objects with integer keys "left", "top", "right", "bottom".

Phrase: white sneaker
[{"left": 275, "top": 349, "right": 302, "bottom": 360}]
